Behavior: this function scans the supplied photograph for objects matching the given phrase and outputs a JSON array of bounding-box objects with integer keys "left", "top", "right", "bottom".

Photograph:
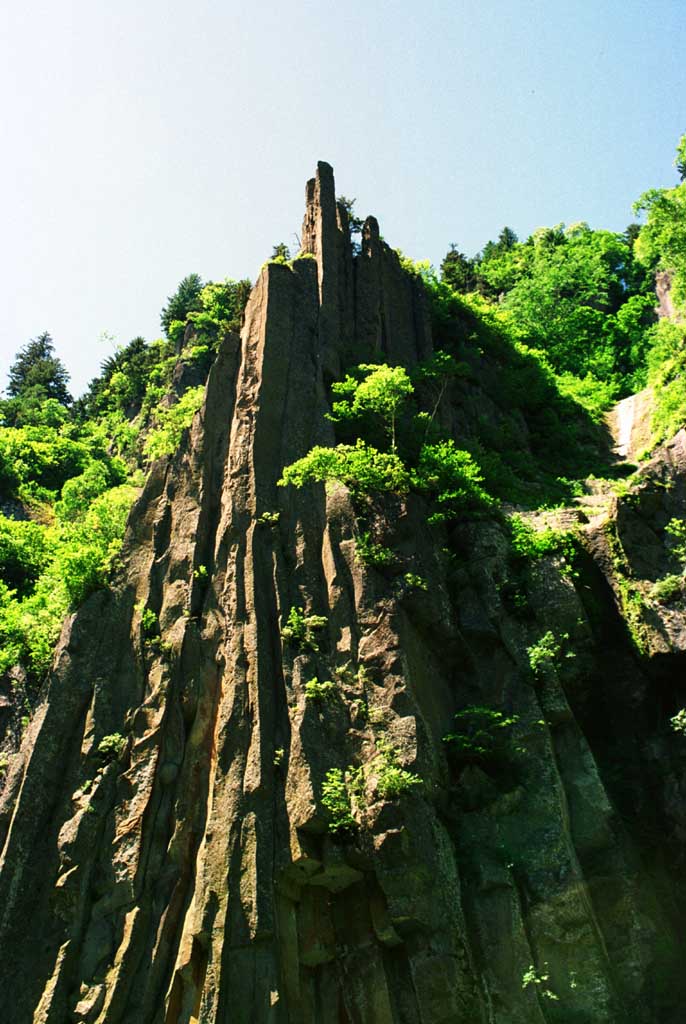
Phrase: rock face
[{"left": 1, "top": 163, "right": 686, "bottom": 1023}]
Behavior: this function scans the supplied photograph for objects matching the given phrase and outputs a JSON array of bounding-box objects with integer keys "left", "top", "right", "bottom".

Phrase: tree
[
  {"left": 2, "top": 333, "right": 72, "bottom": 425},
  {"left": 328, "top": 363, "right": 414, "bottom": 453},
  {"left": 7, "top": 332, "right": 71, "bottom": 404},
  {"left": 441, "top": 244, "right": 477, "bottom": 293},
  {"left": 271, "top": 243, "right": 291, "bottom": 261},
  {"left": 675, "top": 134, "right": 686, "bottom": 182},
  {"left": 160, "top": 274, "right": 204, "bottom": 337},
  {"left": 337, "top": 196, "right": 364, "bottom": 255}
]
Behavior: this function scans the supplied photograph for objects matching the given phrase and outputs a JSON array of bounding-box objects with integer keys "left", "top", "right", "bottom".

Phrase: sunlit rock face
[{"left": 1, "top": 163, "right": 685, "bottom": 1024}]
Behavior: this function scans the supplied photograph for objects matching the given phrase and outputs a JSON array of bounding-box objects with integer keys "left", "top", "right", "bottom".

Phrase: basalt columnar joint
[{"left": 1, "top": 164, "right": 685, "bottom": 1024}]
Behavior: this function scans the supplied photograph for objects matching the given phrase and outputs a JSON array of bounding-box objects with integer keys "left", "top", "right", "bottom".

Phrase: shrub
[
  {"left": 374, "top": 739, "right": 421, "bottom": 798},
  {"left": 403, "top": 572, "right": 428, "bottom": 591},
  {"left": 279, "top": 440, "right": 410, "bottom": 496},
  {"left": 509, "top": 514, "right": 576, "bottom": 570},
  {"left": 321, "top": 767, "right": 357, "bottom": 834},
  {"left": 411, "top": 440, "right": 494, "bottom": 522},
  {"left": 443, "top": 706, "right": 520, "bottom": 764},
  {"left": 665, "top": 517, "right": 686, "bottom": 568},
  {"left": 355, "top": 532, "right": 396, "bottom": 568},
  {"left": 97, "top": 732, "right": 127, "bottom": 762},
  {"left": 144, "top": 386, "right": 205, "bottom": 461},
  {"left": 280, "top": 606, "right": 328, "bottom": 651},
  {"left": 671, "top": 708, "right": 686, "bottom": 735},
  {"left": 650, "top": 574, "right": 683, "bottom": 604},
  {"left": 0, "top": 518, "right": 50, "bottom": 596},
  {"left": 527, "top": 630, "right": 570, "bottom": 675},
  {"left": 304, "top": 678, "right": 336, "bottom": 703}
]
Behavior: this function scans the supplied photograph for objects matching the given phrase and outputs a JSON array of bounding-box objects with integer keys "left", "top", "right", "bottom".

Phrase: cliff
[{"left": 1, "top": 163, "right": 685, "bottom": 1024}]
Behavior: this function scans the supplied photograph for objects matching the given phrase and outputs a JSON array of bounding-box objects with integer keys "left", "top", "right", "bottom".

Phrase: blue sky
[{"left": 1, "top": 0, "right": 684, "bottom": 395}]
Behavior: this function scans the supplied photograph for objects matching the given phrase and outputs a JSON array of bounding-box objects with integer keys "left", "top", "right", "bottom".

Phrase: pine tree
[
  {"left": 6, "top": 332, "right": 72, "bottom": 406},
  {"left": 160, "top": 274, "right": 204, "bottom": 337}
]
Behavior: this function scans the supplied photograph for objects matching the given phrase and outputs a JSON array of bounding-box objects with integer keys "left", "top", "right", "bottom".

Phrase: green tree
[
  {"left": 440, "top": 244, "right": 477, "bottom": 293},
  {"left": 3, "top": 333, "right": 72, "bottom": 425},
  {"left": 271, "top": 243, "right": 291, "bottom": 261},
  {"left": 634, "top": 182, "right": 686, "bottom": 308},
  {"left": 160, "top": 274, "right": 204, "bottom": 337},
  {"left": 676, "top": 133, "right": 686, "bottom": 182},
  {"left": 328, "top": 364, "right": 414, "bottom": 453}
]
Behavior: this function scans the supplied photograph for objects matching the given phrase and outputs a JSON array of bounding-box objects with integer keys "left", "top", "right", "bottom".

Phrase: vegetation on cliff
[{"left": 1, "top": 138, "right": 685, "bottom": 704}]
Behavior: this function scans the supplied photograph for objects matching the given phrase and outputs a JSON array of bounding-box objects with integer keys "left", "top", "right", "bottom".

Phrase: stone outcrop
[{"left": 1, "top": 163, "right": 686, "bottom": 1023}]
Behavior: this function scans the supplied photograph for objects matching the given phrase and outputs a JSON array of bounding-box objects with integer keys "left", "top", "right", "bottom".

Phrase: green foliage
[
  {"left": 280, "top": 606, "right": 328, "bottom": 651},
  {"left": 193, "top": 564, "right": 208, "bottom": 579},
  {"left": 635, "top": 182, "right": 686, "bottom": 307},
  {"left": 144, "top": 385, "right": 205, "bottom": 460},
  {"left": 0, "top": 518, "right": 50, "bottom": 596},
  {"left": 160, "top": 273, "right": 204, "bottom": 337},
  {"left": 509, "top": 515, "right": 576, "bottom": 573},
  {"left": 3, "top": 332, "right": 72, "bottom": 425},
  {"left": 355, "top": 532, "right": 396, "bottom": 568},
  {"left": 527, "top": 631, "right": 566, "bottom": 675},
  {"left": 671, "top": 708, "right": 686, "bottom": 735},
  {"left": 0, "top": 425, "right": 95, "bottom": 498},
  {"left": 137, "top": 605, "right": 158, "bottom": 635},
  {"left": 271, "top": 243, "right": 291, "bottom": 261},
  {"left": 321, "top": 767, "right": 357, "bottom": 834},
  {"left": 0, "top": 482, "right": 137, "bottom": 679},
  {"left": 337, "top": 195, "right": 364, "bottom": 252},
  {"left": 97, "top": 733, "right": 127, "bottom": 762},
  {"left": 521, "top": 963, "right": 559, "bottom": 1002},
  {"left": 304, "top": 678, "right": 337, "bottom": 703},
  {"left": 646, "top": 319, "right": 686, "bottom": 446},
  {"left": 403, "top": 572, "right": 428, "bottom": 591},
  {"left": 665, "top": 517, "right": 686, "bottom": 568},
  {"left": 412, "top": 440, "right": 494, "bottom": 522},
  {"left": 676, "top": 134, "right": 686, "bottom": 182},
  {"left": 55, "top": 461, "right": 117, "bottom": 522},
  {"left": 443, "top": 706, "right": 520, "bottom": 764},
  {"left": 328, "top": 363, "right": 414, "bottom": 453},
  {"left": 278, "top": 440, "right": 411, "bottom": 496},
  {"left": 186, "top": 278, "right": 252, "bottom": 344},
  {"left": 373, "top": 739, "right": 421, "bottom": 798},
  {"left": 256, "top": 510, "right": 280, "bottom": 525},
  {"left": 650, "top": 574, "right": 683, "bottom": 604}
]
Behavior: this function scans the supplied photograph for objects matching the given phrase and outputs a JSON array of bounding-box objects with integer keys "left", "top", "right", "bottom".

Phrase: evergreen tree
[
  {"left": 160, "top": 274, "right": 204, "bottom": 337},
  {"left": 440, "top": 244, "right": 476, "bottom": 293},
  {"left": 3, "top": 332, "right": 72, "bottom": 427}
]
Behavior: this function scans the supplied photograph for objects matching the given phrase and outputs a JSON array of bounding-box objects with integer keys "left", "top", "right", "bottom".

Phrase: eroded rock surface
[{"left": 1, "top": 163, "right": 686, "bottom": 1024}]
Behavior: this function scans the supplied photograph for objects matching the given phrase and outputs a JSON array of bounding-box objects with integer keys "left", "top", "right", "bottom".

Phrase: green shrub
[
  {"left": 137, "top": 605, "right": 158, "bottom": 636},
  {"left": 321, "top": 767, "right": 357, "bottom": 834},
  {"left": 650, "top": 574, "right": 683, "bottom": 604},
  {"left": 443, "top": 706, "right": 520, "bottom": 764},
  {"left": 144, "top": 386, "right": 205, "bottom": 461},
  {"left": 279, "top": 440, "right": 410, "bottom": 496},
  {"left": 665, "top": 517, "right": 686, "bottom": 568},
  {"left": 0, "top": 517, "right": 50, "bottom": 596},
  {"left": 509, "top": 514, "right": 576, "bottom": 571},
  {"left": 671, "top": 709, "right": 686, "bottom": 735},
  {"left": 403, "top": 572, "right": 428, "bottom": 591},
  {"left": 304, "top": 678, "right": 336, "bottom": 703},
  {"left": 374, "top": 739, "right": 421, "bottom": 798},
  {"left": 412, "top": 440, "right": 494, "bottom": 522},
  {"left": 280, "top": 606, "right": 328, "bottom": 651},
  {"left": 97, "top": 733, "right": 127, "bottom": 762},
  {"left": 527, "top": 630, "right": 570, "bottom": 675},
  {"left": 355, "top": 532, "right": 396, "bottom": 568}
]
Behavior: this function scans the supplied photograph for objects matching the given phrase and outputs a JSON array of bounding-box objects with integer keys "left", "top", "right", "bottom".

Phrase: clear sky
[{"left": 1, "top": 0, "right": 684, "bottom": 396}]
